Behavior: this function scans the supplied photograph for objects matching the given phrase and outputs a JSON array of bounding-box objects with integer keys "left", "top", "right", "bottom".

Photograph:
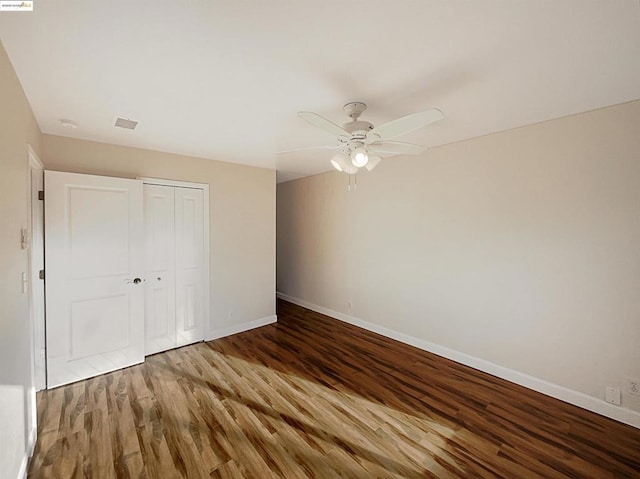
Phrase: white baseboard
[
  {"left": 277, "top": 292, "right": 640, "bottom": 429},
  {"left": 207, "top": 315, "right": 277, "bottom": 341},
  {"left": 17, "top": 426, "right": 37, "bottom": 479}
]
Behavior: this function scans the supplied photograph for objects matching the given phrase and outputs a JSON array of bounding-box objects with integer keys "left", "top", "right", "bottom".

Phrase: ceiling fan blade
[
  {"left": 298, "top": 111, "right": 350, "bottom": 137},
  {"left": 369, "top": 150, "right": 400, "bottom": 158},
  {"left": 277, "top": 145, "right": 340, "bottom": 154},
  {"left": 369, "top": 141, "right": 426, "bottom": 155},
  {"left": 369, "top": 108, "right": 444, "bottom": 141},
  {"left": 369, "top": 147, "right": 427, "bottom": 157}
]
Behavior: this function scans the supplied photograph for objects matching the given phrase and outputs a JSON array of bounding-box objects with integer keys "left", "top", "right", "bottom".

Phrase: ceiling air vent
[{"left": 114, "top": 117, "right": 138, "bottom": 130}]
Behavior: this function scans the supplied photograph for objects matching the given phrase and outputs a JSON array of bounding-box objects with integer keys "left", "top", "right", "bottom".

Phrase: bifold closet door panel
[
  {"left": 175, "top": 187, "right": 204, "bottom": 347},
  {"left": 143, "top": 184, "right": 177, "bottom": 355}
]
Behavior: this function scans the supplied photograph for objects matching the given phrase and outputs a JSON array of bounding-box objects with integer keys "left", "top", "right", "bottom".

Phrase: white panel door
[
  {"left": 45, "top": 171, "right": 144, "bottom": 388},
  {"left": 175, "top": 187, "right": 204, "bottom": 347},
  {"left": 143, "top": 184, "right": 176, "bottom": 355}
]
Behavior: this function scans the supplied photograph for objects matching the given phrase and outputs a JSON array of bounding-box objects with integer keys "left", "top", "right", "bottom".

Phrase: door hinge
[
  {"left": 38, "top": 190, "right": 44, "bottom": 201},
  {"left": 39, "top": 269, "right": 45, "bottom": 280}
]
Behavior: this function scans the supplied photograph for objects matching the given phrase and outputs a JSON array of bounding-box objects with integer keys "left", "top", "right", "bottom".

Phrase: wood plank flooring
[{"left": 29, "top": 300, "right": 640, "bottom": 478}]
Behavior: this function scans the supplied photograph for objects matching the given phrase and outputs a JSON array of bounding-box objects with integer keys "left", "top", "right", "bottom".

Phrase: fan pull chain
[{"left": 346, "top": 173, "right": 358, "bottom": 192}]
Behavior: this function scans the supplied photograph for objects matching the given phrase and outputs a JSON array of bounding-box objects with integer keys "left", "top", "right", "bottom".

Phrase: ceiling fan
[{"left": 280, "top": 102, "right": 444, "bottom": 174}]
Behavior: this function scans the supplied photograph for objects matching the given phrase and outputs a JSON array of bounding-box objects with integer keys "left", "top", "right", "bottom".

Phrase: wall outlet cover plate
[{"left": 605, "top": 386, "right": 621, "bottom": 406}]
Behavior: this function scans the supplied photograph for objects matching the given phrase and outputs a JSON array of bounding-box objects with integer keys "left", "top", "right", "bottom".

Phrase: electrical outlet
[
  {"left": 605, "top": 386, "right": 621, "bottom": 406},
  {"left": 347, "top": 301, "right": 353, "bottom": 311},
  {"left": 629, "top": 380, "right": 640, "bottom": 396}
]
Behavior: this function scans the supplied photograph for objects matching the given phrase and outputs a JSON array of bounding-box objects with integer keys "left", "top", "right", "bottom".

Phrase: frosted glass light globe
[{"left": 351, "top": 148, "right": 369, "bottom": 168}]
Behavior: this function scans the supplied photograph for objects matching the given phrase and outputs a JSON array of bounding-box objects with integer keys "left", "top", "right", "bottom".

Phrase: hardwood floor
[{"left": 29, "top": 300, "right": 640, "bottom": 478}]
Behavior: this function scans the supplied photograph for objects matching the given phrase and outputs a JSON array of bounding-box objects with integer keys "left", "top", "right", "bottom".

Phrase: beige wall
[
  {"left": 0, "top": 40, "right": 41, "bottom": 477},
  {"left": 277, "top": 100, "right": 640, "bottom": 416},
  {"left": 2, "top": 32, "right": 276, "bottom": 474},
  {"left": 42, "top": 134, "right": 276, "bottom": 335}
]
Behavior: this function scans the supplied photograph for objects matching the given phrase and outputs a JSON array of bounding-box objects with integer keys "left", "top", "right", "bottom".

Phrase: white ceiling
[{"left": 2, "top": 1, "right": 640, "bottom": 182}]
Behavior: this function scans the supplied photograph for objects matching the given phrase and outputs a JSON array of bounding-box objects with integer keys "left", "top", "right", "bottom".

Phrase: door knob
[{"left": 125, "top": 277, "right": 143, "bottom": 284}]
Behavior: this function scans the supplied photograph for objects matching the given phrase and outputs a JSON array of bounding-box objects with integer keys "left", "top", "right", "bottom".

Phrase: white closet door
[
  {"left": 45, "top": 171, "right": 144, "bottom": 388},
  {"left": 175, "top": 187, "right": 204, "bottom": 347},
  {"left": 143, "top": 185, "right": 177, "bottom": 355}
]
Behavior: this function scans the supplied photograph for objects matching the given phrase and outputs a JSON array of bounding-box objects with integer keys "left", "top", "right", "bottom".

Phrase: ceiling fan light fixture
[
  {"left": 365, "top": 156, "right": 382, "bottom": 172},
  {"left": 290, "top": 102, "right": 444, "bottom": 178},
  {"left": 343, "top": 163, "right": 358, "bottom": 175},
  {"left": 351, "top": 147, "right": 369, "bottom": 168},
  {"left": 330, "top": 154, "right": 357, "bottom": 174},
  {"left": 330, "top": 156, "right": 344, "bottom": 172}
]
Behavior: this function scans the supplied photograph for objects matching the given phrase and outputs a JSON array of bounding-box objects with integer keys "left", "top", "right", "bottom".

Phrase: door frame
[
  {"left": 138, "top": 177, "right": 210, "bottom": 340},
  {"left": 24, "top": 144, "right": 43, "bottom": 460},
  {"left": 27, "top": 145, "right": 45, "bottom": 393}
]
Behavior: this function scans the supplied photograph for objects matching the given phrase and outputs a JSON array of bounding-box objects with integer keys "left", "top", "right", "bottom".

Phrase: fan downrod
[{"left": 343, "top": 102, "right": 367, "bottom": 120}]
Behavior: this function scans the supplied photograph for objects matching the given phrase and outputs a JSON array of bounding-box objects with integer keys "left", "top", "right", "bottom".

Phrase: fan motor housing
[
  {"left": 343, "top": 120, "right": 373, "bottom": 135},
  {"left": 343, "top": 101, "right": 367, "bottom": 118}
]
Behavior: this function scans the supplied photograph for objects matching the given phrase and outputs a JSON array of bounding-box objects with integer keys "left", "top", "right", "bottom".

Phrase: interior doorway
[{"left": 28, "top": 146, "right": 45, "bottom": 391}]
